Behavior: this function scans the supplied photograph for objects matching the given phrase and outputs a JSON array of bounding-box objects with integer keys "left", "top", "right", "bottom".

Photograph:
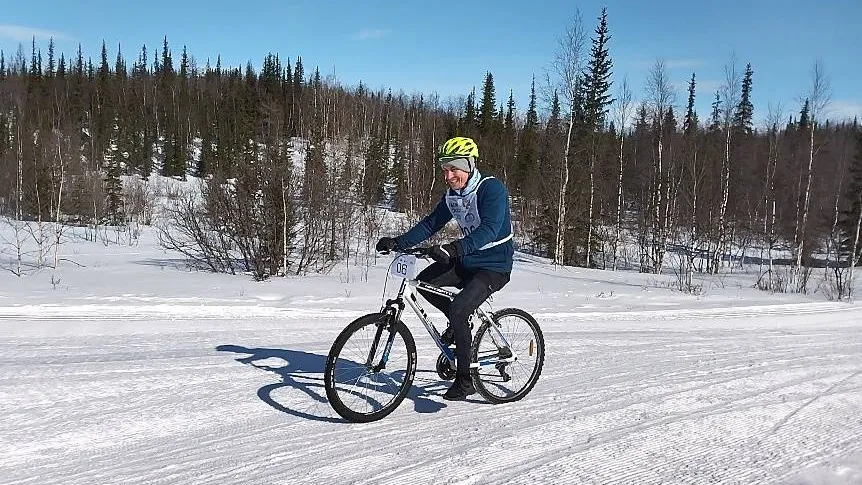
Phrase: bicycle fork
[{"left": 368, "top": 303, "right": 403, "bottom": 372}]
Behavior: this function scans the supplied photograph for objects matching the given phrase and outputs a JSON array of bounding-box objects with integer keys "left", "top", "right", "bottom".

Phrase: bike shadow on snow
[{"left": 216, "top": 344, "right": 452, "bottom": 423}]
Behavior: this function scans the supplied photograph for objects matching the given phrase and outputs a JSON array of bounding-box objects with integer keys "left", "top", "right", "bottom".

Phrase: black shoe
[
  {"left": 440, "top": 325, "right": 454, "bottom": 346},
  {"left": 443, "top": 376, "right": 475, "bottom": 401}
]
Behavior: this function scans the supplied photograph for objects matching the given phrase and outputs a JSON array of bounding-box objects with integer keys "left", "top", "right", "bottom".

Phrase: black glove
[
  {"left": 376, "top": 237, "right": 397, "bottom": 253},
  {"left": 428, "top": 243, "right": 460, "bottom": 264}
]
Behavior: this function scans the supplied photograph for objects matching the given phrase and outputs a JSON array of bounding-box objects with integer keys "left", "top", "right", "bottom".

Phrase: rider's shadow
[{"left": 216, "top": 344, "right": 448, "bottom": 422}]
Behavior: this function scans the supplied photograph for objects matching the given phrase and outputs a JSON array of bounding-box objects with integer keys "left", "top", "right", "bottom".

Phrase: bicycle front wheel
[
  {"left": 470, "top": 308, "right": 544, "bottom": 404},
  {"left": 324, "top": 313, "right": 416, "bottom": 422}
]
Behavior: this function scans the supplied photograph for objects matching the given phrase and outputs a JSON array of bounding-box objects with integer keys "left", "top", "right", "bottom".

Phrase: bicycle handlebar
[{"left": 380, "top": 246, "right": 432, "bottom": 257}]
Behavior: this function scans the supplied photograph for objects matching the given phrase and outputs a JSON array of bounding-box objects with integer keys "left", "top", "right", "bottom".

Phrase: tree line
[{"left": 1, "top": 8, "right": 860, "bottom": 296}]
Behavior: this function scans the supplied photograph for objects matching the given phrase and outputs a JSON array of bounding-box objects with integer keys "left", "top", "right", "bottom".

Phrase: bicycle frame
[{"left": 376, "top": 256, "right": 517, "bottom": 372}]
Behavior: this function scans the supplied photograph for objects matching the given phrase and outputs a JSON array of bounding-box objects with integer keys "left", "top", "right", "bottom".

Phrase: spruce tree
[
  {"left": 478, "top": 72, "right": 497, "bottom": 135},
  {"left": 29, "top": 38, "right": 41, "bottom": 79},
  {"left": 293, "top": 56, "right": 304, "bottom": 94},
  {"left": 535, "top": 90, "right": 563, "bottom": 255},
  {"left": 461, "top": 88, "right": 476, "bottom": 136},
  {"left": 499, "top": 91, "right": 516, "bottom": 180},
  {"left": 516, "top": 76, "right": 540, "bottom": 194},
  {"left": 583, "top": 7, "right": 613, "bottom": 131},
  {"left": 635, "top": 103, "right": 649, "bottom": 133},
  {"left": 157, "top": 38, "right": 184, "bottom": 178},
  {"left": 98, "top": 41, "right": 110, "bottom": 82},
  {"left": 46, "top": 38, "right": 55, "bottom": 78},
  {"left": 291, "top": 56, "right": 304, "bottom": 136},
  {"left": 733, "top": 63, "right": 754, "bottom": 135},
  {"left": 75, "top": 44, "right": 84, "bottom": 78},
  {"left": 709, "top": 91, "right": 721, "bottom": 131},
  {"left": 545, "top": 91, "right": 562, "bottom": 158},
  {"left": 663, "top": 106, "right": 677, "bottom": 137},
  {"left": 134, "top": 44, "right": 147, "bottom": 77},
  {"left": 683, "top": 72, "right": 698, "bottom": 136},
  {"left": 112, "top": 44, "right": 132, "bottom": 175},
  {"left": 160, "top": 36, "right": 173, "bottom": 76},
  {"left": 799, "top": 99, "right": 810, "bottom": 130},
  {"left": 57, "top": 54, "right": 65, "bottom": 79},
  {"left": 103, "top": 146, "right": 124, "bottom": 224},
  {"left": 95, "top": 41, "right": 112, "bottom": 162},
  {"left": 178, "top": 46, "right": 191, "bottom": 172},
  {"left": 114, "top": 45, "right": 126, "bottom": 80},
  {"left": 363, "top": 118, "right": 387, "bottom": 205},
  {"left": 504, "top": 91, "right": 516, "bottom": 137},
  {"left": 284, "top": 57, "right": 293, "bottom": 110}
]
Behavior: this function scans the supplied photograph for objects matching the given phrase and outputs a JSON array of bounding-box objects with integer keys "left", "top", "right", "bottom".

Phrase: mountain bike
[{"left": 324, "top": 247, "right": 545, "bottom": 423}]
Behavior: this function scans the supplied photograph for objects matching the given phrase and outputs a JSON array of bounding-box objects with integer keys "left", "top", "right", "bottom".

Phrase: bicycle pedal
[{"left": 495, "top": 362, "right": 511, "bottom": 382}]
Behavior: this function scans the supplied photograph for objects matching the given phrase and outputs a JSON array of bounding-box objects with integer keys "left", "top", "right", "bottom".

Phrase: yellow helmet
[{"left": 438, "top": 136, "right": 479, "bottom": 160}]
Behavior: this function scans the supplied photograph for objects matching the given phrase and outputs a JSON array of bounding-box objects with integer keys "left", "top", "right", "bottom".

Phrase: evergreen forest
[{"left": 1, "top": 9, "right": 860, "bottom": 297}]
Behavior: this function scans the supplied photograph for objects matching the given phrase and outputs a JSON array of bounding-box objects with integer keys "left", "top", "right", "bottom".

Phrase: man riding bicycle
[{"left": 376, "top": 136, "right": 514, "bottom": 401}]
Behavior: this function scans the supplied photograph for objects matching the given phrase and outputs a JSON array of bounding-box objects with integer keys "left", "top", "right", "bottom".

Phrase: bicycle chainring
[{"left": 435, "top": 352, "right": 457, "bottom": 381}]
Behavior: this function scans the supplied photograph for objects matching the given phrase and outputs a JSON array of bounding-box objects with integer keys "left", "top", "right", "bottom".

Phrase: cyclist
[{"left": 376, "top": 136, "right": 514, "bottom": 401}]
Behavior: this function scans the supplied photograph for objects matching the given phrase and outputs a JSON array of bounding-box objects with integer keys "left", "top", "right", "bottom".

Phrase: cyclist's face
[{"left": 442, "top": 166, "right": 469, "bottom": 190}]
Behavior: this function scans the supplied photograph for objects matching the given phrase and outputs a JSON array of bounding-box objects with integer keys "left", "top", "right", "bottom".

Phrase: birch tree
[
  {"left": 851, "top": 203, "right": 862, "bottom": 300},
  {"left": 759, "top": 104, "right": 784, "bottom": 292},
  {"left": 643, "top": 59, "right": 675, "bottom": 273},
  {"left": 825, "top": 154, "right": 848, "bottom": 299},
  {"left": 49, "top": 129, "right": 68, "bottom": 271},
  {"left": 548, "top": 9, "right": 588, "bottom": 266},
  {"left": 611, "top": 76, "right": 633, "bottom": 270},
  {"left": 675, "top": 72, "right": 700, "bottom": 290},
  {"left": 712, "top": 56, "right": 741, "bottom": 273},
  {"left": 792, "top": 60, "right": 831, "bottom": 292}
]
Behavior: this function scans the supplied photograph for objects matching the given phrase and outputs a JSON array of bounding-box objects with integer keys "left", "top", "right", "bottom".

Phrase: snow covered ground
[{"left": 1, "top": 224, "right": 861, "bottom": 484}]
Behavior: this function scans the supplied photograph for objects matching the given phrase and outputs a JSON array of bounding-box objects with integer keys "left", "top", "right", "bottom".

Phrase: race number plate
[{"left": 390, "top": 254, "right": 417, "bottom": 279}]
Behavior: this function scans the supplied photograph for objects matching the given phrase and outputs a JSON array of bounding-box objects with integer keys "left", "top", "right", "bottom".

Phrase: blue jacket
[{"left": 395, "top": 173, "right": 514, "bottom": 273}]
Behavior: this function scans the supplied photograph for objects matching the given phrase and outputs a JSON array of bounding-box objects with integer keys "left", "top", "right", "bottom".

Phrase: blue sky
[{"left": 2, "top": 0, "right": 860, "bottom": 125}]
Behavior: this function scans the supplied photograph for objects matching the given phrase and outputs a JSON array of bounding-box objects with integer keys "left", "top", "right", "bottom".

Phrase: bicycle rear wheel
[
  {"left": 324, "top": 313, "right": 416, "bottom": 422},
  {"left": 470, "top": 308, "right": 544, "bottom": 404}
]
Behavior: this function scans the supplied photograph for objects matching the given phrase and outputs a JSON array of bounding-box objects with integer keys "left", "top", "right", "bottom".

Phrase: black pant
[{"left": 416, "top": 261, "right": 510, "bottom": 378}]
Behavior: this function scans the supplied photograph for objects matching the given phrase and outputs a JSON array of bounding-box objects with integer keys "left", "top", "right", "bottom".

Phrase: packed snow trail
[{"left": 1, "top": 302, "right": 861, "bottom": 484}]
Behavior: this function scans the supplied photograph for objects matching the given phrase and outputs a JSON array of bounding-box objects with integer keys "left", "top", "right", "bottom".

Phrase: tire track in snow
[
  {"left": 0, "top": 304, "right": 362, "bottom": 321},
  {"left": 0, "top": 301, "right": 853, "bottom": 322},
  {"left": 763, "top": 369, "right": 862, "bottom": 438},
  {"left": 313, "top": 357, "right": 862, "bottom": 485},
  {"left": 536, "top": 301, "right": 855, "bottom": 322},
  {"left": 460, "top": 375, "right": 862, "bottom": 484}
]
